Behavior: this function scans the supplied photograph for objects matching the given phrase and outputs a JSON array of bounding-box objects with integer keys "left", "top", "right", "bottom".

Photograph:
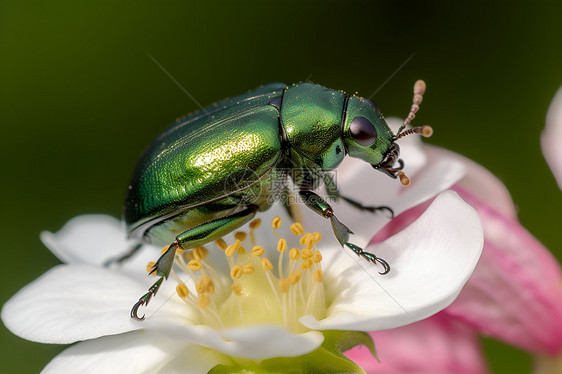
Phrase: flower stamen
[
  {"left": 169, "top": 219, "right": 327, "bottom": 334},
  {"left": 249, "top": 218, "right": 261, "bottom": 244}
]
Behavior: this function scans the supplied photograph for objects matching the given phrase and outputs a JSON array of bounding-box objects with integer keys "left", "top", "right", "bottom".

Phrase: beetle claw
[
  {"left": 345, "top": 243, "right": 391, "bottom": 275},
  {"left": 361, "top": 251, "right": 391, "bottom": 274},
  {"left": 373, "top": 205, "right": 394, "bottom": 219},
  {"left": 130, "top": 277, "right": 164, "bottom": 320},
  {"left": 372, "top": 256, "right": 391, "bottom": 275},
  {"left": 131, "top": 298, "right": 147, "bottom": 320}
]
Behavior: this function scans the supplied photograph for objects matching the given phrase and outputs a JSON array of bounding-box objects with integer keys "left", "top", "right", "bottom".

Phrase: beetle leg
[
  {"left": 174, "top": 206, "right": 258, "bottom": 248},
  {"left": 130, "top": 243, "right": 177, "bottom": 320},
  {"left": 131, "top": 277, "right": 164, "bottom": 320},
  {"left": 298, "top": 190, "right": 390, "bottom": 274},
  {"left": 130, "top": 207, "right": 258, "bottom": 320},
  {"left": 345, "top": 243, "right": 391, "bottom": 275},
  {"left": 103, "top": 242, "right": 143, "bottom": 267},
  {"left": 323, "top": 174, "right": 394, "bottom": 218}
]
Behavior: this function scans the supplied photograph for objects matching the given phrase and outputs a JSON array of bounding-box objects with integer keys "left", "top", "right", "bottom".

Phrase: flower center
[{"left": 148, "top": 217, "right": 328, "bottom": 333}]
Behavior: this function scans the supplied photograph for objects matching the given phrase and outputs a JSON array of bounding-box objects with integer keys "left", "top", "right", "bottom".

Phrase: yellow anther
[
  {"left": 225, "top": 240, "right": 241, "bottom": 257},
  {"left": 243, "top": 264, "right": 255, "bottom": 275},
  {"left": 290, "top": 222, "right": 305, "bottom": 235},
  {"left": 289, "top": 248, "right": 300, "bottom": 261},
  {"left": 196, "top": 274, "right": 213, "bottom": 294},
  {"left": 198, "top": 294, "right": 210, "bottom": 308},
  {"left": 277, "top": 238, "right": 287, "bottom": 253},
  {"left": 161, "top": 245, "right": 170, "bottom": 255},
  {"left": 249, "top": 218, "right": 262, "bottom": 230},
  {"left": 146, "top": 261, "right": 156, "bottom": 274},
  {"left": 279, "top": 278, "right": 290, "bottom": 293},
  {"left": 184, "top": 251, "right": 195, "bottom": 260},
  {"left": 234, "top": 231, "right": 248, "bottom": 242},
  {"left": 271, "top": 216, "right": 282, "bottom": 229},
  {"left": 261, "top": 257, "right": 274, "bottom": 272},
  {"left": 231, "top": 281, "right": 243, "bottom": 296},
  {"left": 176, "top": 248, "right": 186, "bottom": 255},
  {"left": 187, "top": 260, "right": 203, "bottom": 271},
  {"left": 196, "top": 278, "right": 205, "bottom": 294},
  {"left": 288, "top": 270, "right": 302, "bottom": 285},
  {"left": 230, "top": 265, "right": 243, "bottom": 279},
  {"left": 207, "top": 280, "right": 215, "bottom": 294},
  {"left": 305, "top": 237, "right": 314, "bottom": 250},
  {"left": 238, "top": 246, "right": 246, "bottom": 255},
  {"left": 313, "top": 269, "right": 324, "bottom": 282},
  {"left": 312, "top": 250, "right": 322, "bottom": 263},
  {"left": 301, "top": 248, "right": 313, "bottom": 260},
  {"left": 312, "top": 232, "right": 322, "bottom": 243},
  {"left": 251, "top": 245, "right": 265, "bottom": 257},
  {"left": 215, "top": 238, "right": 228, "bottom": 250},
  {"left": 301, "top": 259, "right": 313, "bottom": 270},
  {"left": 300, "top": 233, "right": 312, "bottom": 245},
  {"left": 193, "top": 246, "right": 209, "bottom": 261},
  {"left": 176, "top": 283, "right": 189, "bottom": 298}
]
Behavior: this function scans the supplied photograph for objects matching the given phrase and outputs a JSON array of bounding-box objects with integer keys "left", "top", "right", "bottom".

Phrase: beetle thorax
[{"left": 280, "top": 83, "right": 347, "bottom": 171}]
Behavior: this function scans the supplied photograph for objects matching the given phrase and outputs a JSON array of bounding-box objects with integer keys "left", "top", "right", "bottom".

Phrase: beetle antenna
[
  {"left": 394, "top": 125, "right": 433, "bottom": 140},
  {"left": 394, "top": 80, "right": 427, "bottom": 138}
]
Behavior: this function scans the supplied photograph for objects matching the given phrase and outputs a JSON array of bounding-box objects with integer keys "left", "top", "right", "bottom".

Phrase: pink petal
[
  {"left": 346, "top": 312, "right": 487, "bottom": 374},
  {"left": 445, "top": 186, "right": 562, "bottom": 354},
  {"left": 542, "top": 86, "right": 562, "bottom": 190},
  {"left": 371, "top": 187, "right": 562, "bottom": 354}
]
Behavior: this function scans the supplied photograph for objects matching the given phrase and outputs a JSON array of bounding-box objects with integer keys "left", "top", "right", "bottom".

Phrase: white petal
[
  {"left": 42, "top": 331, "right": 225, "bottom": 374},
  {"left": 40, "top": 214, "right": 161, "bottom": 277},
  {"left": 388, "top": 157, "right": 466, "bottom": 216},
  {"left": 142, "top": 319, "right": 324, "bottom": 360},
  {"left": 329, "top": 156, "right": 466, "bottom": 247},
  {"left": 40, "top": 214, "right": 135, "bottom": 266},
  {"left": 300, "top": 191, "right": 483, "bottom": 331},
  {"left": 1, "top": 264, "right": 178, "bottom": 343},
  {"left": 542, "top": 86, "right": 562, "bottom": 190}
]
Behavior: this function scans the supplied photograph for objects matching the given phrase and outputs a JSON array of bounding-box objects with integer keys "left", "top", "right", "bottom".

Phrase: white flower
[
  {"left": 542, "top": 85, "right": 562, "bottom": 190},
  {"left": 2, "top": 124, "right": 483, "bottom": 373}
]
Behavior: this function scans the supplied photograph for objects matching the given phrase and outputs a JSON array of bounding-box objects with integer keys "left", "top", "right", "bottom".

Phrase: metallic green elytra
[{"left": 125, "top": 81, "right": 433, "bottom": 320}]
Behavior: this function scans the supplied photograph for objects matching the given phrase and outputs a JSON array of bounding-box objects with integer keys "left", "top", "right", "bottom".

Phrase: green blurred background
[{"left": 1, "top": 1, "right": 561, "bottom": 372}]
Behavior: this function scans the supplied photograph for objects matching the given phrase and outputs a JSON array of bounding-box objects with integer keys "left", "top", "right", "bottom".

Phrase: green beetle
[{"left": 125, "top": 81, "right": 432, "bottom": 319}]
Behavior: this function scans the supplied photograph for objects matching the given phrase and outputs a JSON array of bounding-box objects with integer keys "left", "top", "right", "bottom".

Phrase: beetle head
[{"left": 342, "top": 80, "right": 432, "bottom": 186}]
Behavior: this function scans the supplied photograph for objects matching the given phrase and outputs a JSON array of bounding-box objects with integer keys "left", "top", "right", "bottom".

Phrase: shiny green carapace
[{"left": 125, "top": 81, "right": 432, "bottom": 320}]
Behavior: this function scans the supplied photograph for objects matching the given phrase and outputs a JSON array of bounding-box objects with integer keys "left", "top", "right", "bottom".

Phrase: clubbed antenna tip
[{"left": 393, "top": 80, "right": 433, "bottom": 141}]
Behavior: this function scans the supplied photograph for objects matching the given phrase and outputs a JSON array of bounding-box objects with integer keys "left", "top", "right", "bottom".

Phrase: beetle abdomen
[{"left": 124, "top": 84, "right": 287, "bottom": 238}]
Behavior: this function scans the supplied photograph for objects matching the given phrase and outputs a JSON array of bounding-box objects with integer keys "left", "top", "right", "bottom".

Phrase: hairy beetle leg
[
  {"left": 130, "top": 243, "right": 178, "bottom": 320},
  {"left": 340, "top": 196, "right": 394, "bottom": 218},
  {"left": 323, "top": 174, "right": 394, "bottom": 218},
  {"left": 299, "top": 189, "right": 391, "bottom": 274},
  {"left": 345, "top": 243, "right": 390, "bottom": 275},
  {"left": 130, "top": 207, "right": 258, "bottom": 320},
  {"left": 103, "top": 242, "right": 143, "bottom": 267}
]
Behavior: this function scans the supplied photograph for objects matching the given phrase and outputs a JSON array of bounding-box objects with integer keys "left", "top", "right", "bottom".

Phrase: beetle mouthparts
[{"left": 372, "top": 159, "right": 410, "bottom": 186}]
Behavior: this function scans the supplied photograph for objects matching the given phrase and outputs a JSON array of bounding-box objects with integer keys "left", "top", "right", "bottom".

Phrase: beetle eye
[{"left": 350, "top": 116, "right": 377, "bottom": 146}]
